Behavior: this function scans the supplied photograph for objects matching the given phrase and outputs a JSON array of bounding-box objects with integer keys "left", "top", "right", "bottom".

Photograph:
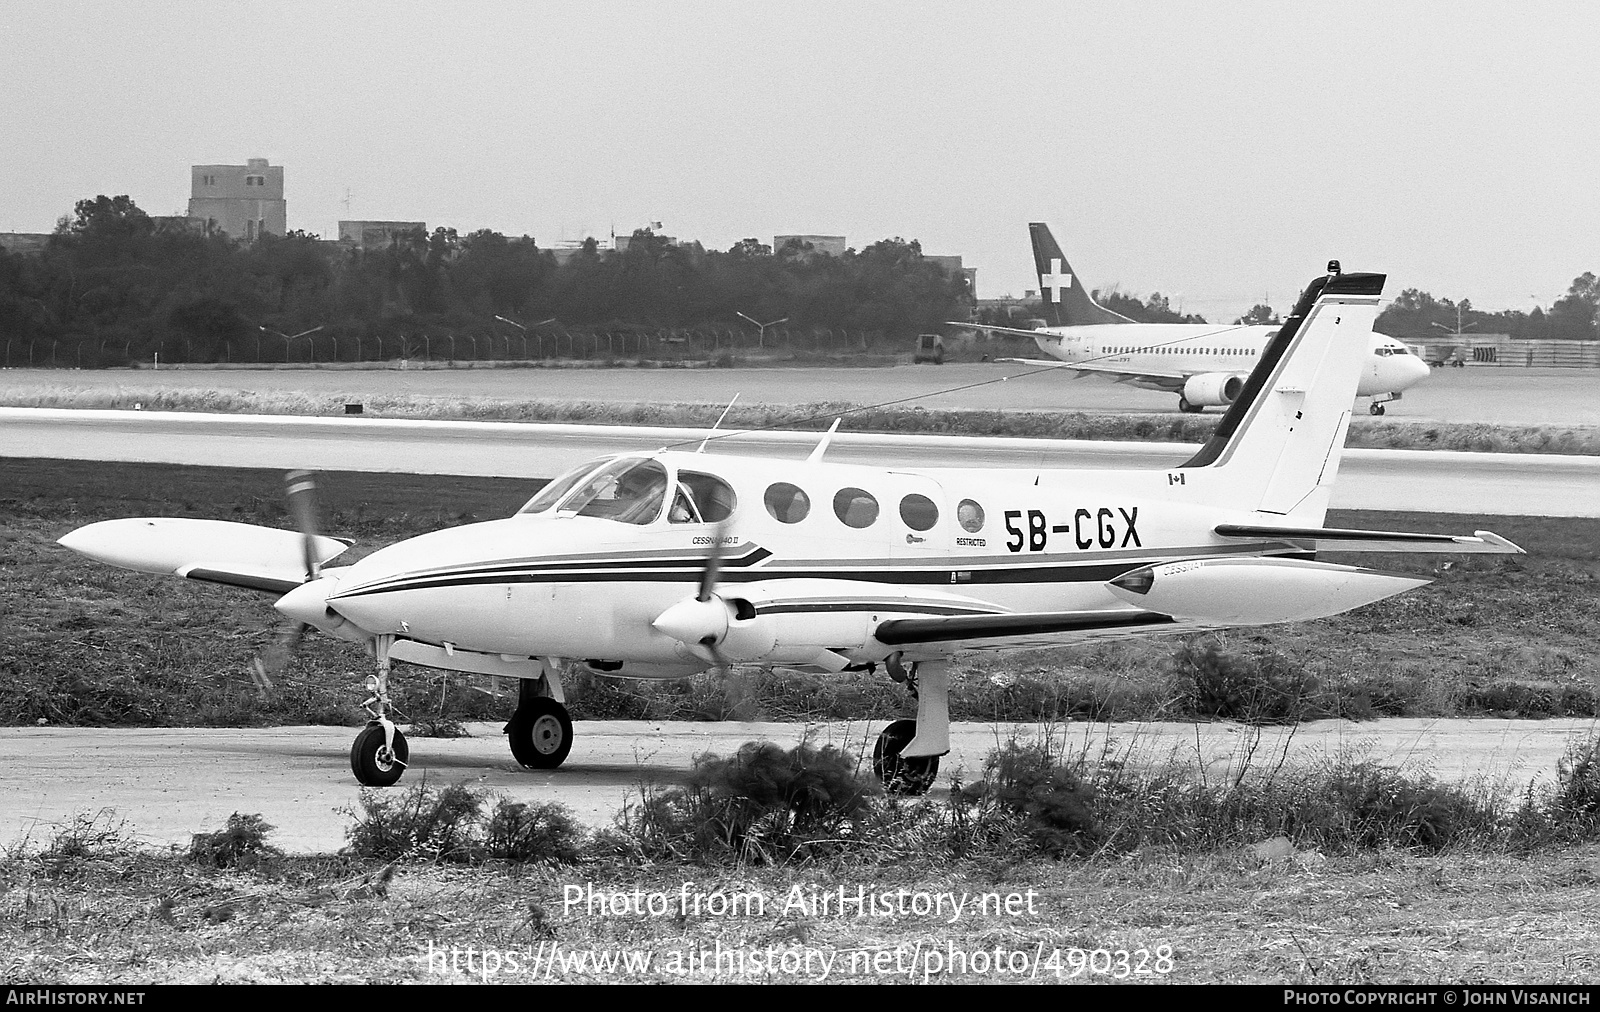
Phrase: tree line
[
  {"left": 1232, "top": 278, "right": 1598, "bottom": 341},
  {"left": 0, "top": 196, "right": 971, "bottom": 366}
]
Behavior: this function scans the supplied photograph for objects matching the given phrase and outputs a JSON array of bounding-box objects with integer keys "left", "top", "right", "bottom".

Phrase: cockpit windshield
[
  {"left": 555, "top": 458, "right": 669, "bottom": 525},
  {"left": 518, "top": 456, "right": 615, "bottom": 515}
]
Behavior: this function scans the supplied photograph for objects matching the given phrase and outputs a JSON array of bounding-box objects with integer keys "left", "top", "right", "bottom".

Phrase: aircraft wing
[
  {"left": 996, "top": 357, "right": 1187, "bottom": 392},
  {"left": 57, "top": 518, "right": 351, "bottom": 594},
  {"left": 1213, "top": 525, "right": 1525, "bottom": 554}
]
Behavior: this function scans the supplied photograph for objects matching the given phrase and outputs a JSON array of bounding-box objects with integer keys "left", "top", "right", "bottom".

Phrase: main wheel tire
[
  {"left": 350, "top": 723, "right": 409, "bottom": 787},
  {"left": 507, "top": 696, "right": 573, "bottom": 769},
  {"left": 873, "top": 718, "right": 939, "bottom": 796},
  {"left": 1369, "top": 402, "right": 1386, "bottom": 416},
  {"left": 1178, "top": 397, "right": 1201, "bottom": 414}
]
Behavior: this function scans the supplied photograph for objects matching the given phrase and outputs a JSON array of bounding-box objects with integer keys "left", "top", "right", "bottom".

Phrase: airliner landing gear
[
  {"left": 1369, "top": 393, "right": 1399, "bottom": 416},
  {"left": 875, "top": 654, "right": 948, "bottom": 795},
  {"left": 506, "top": 662, "right": 573, "bottom": 769},
  {"left": 1177, "top": 396, "right": 1204, "bottom": 414},
  {"left": 352, "top": 634, "right": 408, "bottom": 786}
]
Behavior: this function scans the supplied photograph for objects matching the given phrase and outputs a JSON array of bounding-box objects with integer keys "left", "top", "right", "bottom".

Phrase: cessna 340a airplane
[
  {"left": 955, "top": 223, "right": 1430, "bottom": 415},
  {"left": 58, "top": 263, "right": 1520, "bottom": 792}
]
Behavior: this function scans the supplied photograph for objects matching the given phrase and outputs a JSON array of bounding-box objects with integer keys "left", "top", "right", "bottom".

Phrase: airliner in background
[{"left": 954, "top": 223, "right": 1429, "bottom": 415}]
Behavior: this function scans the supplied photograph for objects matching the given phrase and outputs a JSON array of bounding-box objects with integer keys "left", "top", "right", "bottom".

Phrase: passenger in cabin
[{"left": 669, "top": 484, "right": 702, "bottom": 524}]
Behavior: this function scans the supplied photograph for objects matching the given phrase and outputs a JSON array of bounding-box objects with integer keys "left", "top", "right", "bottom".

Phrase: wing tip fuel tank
[{"left": 1106, "top": 556, "right": 1430, "bottom": 625}]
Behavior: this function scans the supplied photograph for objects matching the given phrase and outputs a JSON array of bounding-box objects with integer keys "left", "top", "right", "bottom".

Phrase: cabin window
[
  {"left": 763, "top": 482, "right": 810, "bottom": 524},
  {"left": 833, "top": 488, "right": 879, "bottom": 529},
  {"left": 558, "top": 458, "right": 668, "bottom": 525},
  {"left": 676, "top": 470, "right": 736, "bottom": 523},
  {"left": 899, "top": 493, "right": 939, "bottom": 532},
  {"left": 956, "top": 499, "right": 985, "bottom": 533}
]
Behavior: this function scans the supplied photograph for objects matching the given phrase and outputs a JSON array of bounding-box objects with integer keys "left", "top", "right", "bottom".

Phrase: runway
[
  {"left": 3, "top": 718, "right": 1592, "bottom": 854},
  {"left": 4, "top": 406, "right": 1598, "bottom": 516},
  {"left": 2, "top": 362, "right": 1600, "bottom": 425}
]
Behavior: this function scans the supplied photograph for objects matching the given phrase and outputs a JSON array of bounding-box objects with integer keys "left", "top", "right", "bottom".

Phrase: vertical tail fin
[
  {"left": 1028, "top": 222, "right": 1136, "bottom": 326},
  {"left": 1179, "top": 266, "right": 1387, "bottom": 522}
]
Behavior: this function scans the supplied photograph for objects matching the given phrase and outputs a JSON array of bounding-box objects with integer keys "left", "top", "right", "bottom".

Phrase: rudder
[{"left": 1179, "top": 267, "right": 1386, "bottom": 522}]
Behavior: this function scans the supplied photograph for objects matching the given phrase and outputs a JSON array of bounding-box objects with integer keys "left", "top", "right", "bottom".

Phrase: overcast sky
[{"left": 3, "top": 1, "right": 1595, "bottom": 322}]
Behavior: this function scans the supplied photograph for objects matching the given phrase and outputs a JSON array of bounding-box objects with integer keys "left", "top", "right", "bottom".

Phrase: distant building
[
  {"left": 338, "top": 220, "right": 427, "bottom": 249},
  {"left": 187, "top": 157, "right": 286, "bottom": 240},
  {"left": 774, "top": 234, "right": 846, "bottom": 258},
  {"left": 0, "top": 233, "right": 52, "bottom": 255},
  {"left": 924, "top": 255, "right": 978, "bottom": 300}
]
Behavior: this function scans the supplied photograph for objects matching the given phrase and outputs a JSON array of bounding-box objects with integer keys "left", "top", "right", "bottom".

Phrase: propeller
[
  {"left": 651, "top": 520, "right": 755, "bottom": 716},
  {"left": 251, "top": 470, "right": 328, "bottom": 696}
]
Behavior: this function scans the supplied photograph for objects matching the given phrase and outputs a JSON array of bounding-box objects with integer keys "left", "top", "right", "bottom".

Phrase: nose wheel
[
  {"left": 1369, "top": 401, "right": 1387, "bottom": 416},
  {"left": 351, "top": 722, "right": 409, "bottom": 787}
]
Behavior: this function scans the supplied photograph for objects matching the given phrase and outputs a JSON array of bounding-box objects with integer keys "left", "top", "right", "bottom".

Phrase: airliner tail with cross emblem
[{"left": 1029, "top": 221, "right": 1137, "bottom": 326}]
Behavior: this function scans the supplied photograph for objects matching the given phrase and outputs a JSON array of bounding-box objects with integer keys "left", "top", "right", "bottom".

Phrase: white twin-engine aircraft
[
  {"left": 960, "top": 223, "right": 1430, "bottom": 415},
  {"left": 59, "top": 264, "right": 1519, "bottom": 792}
]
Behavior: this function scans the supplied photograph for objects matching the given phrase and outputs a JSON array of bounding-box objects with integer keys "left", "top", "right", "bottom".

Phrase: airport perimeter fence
[{"left": 0, "top": 326, "right": 929, "bottom": 370}]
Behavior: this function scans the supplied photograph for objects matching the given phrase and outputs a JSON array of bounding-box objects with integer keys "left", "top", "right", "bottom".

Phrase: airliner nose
[{"left": 1405, "top": 355, "right": 1430, "bottom": 385}]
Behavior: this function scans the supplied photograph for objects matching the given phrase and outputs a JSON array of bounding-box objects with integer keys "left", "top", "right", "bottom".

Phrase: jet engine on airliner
[{"left": 1181, "top": 372, "right": 1248, "bottom": 407}]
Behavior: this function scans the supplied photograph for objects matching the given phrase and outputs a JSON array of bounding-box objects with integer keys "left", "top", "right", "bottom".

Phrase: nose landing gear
[{"left": 351, "top": 634, "right": 409, "bottom": 787}]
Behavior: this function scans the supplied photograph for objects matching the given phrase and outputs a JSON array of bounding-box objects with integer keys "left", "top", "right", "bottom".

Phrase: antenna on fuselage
[
  {"left": 696, "top": 394, "right": 741, "bottom": 453},
  {"left": 807, "top": 418, "right": 843, "bottom": 464}
]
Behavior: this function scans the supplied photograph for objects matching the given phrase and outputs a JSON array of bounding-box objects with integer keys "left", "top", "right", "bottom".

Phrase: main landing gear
[
  {"left": 872, "top": 654, "right": 950, "bottom": 796},
  {"left": 504, "top": 661, "right": 573, "bottom": 770},
  {"left": 1177, "top": 396, "right": 1204, "bottom": 414},
  {"left": 351, "top": 634, "right": 409, "bottom": 787}
]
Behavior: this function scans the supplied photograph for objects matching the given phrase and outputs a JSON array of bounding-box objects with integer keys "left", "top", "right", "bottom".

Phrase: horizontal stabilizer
[
  {"left": 1214, "top": 524, "right": 1525, "bottom": 554},
  {"left": 947, "top": 322, "right": 1053, "bottom": 341},
  {"left": 58, "top": 518, "right": 350, "bottom": 594}
]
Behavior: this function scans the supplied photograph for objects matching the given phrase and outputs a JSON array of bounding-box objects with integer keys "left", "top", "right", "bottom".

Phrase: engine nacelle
[{"left": 1181, "top": 372, "right": 1247, "bottom": 407}]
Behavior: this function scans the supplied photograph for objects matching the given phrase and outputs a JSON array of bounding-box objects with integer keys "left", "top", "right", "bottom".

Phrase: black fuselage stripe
[{"left": 333, "top": 558, "right": 1263, "bottom": 597}]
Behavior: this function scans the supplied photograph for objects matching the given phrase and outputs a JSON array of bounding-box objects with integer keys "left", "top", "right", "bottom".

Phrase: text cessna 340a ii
[{"left": 59, "top": 264, "right": 1522, "bottom": 792}]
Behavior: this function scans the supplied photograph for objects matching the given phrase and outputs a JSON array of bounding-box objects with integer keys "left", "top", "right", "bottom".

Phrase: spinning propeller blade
[
  {"left": 285, "top": 469, "right": 321, "bottom": 581},
  {"left": 253, "top": 469, "right": 328, "bottom": 690},
  {"left": 696, "top": 519, "right": 730, "bottom": 603}
]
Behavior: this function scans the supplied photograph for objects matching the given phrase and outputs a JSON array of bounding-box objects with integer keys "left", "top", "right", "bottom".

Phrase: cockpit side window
[
  {"left": 518, "top": 457, "right": 613, "bottom": 514},
  {"left": 676, "top": 471, "right": 737, "bottom": 523},
  {"left": 558, "top": 458, "right": 669, "bottom": 525}
]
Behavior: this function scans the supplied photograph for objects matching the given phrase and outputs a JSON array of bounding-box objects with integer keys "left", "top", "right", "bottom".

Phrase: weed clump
[
  {"left": 1549, "top": 736, "right": 1600, "bottom": 836},
  {"left": 952, "top": 742, "right": 1101, "bottom": 858},
  {"left": 341, "top": 781, "right": 589, "bottom": 864},
  {"left": 483, "top": 800, "right": 586, "bottom": 863},
  {"left": 32, "top": 809, "right": 137, "bottom": 874},
  {"left": 344, "top": 782, "right": 486, "bottom": 862},
  {"left": 620, "top": 741, "right": 877, "bottom": 864},
  {"left": 1169, "top": 638, "right": 1334, "bottom": 723},
  {"left": 1286, "top": 760, "right": 1501, "bottom": 852},
  {"left": 188, "top": 812, "right": 282, "bottom": 869}
]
